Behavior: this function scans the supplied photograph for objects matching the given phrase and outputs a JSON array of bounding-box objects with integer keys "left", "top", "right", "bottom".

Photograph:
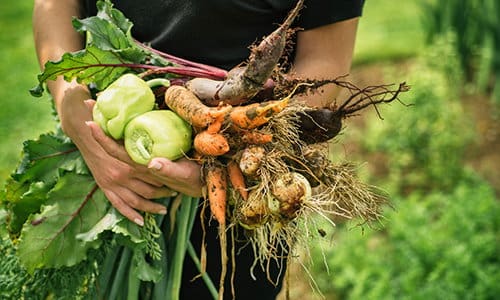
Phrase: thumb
[{"left": 148, "top": 157, "right": 171, "bottom": 172}]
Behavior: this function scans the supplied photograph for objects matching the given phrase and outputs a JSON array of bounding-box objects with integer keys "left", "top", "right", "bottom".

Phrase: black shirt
[{"left": 83, "top": 0, "right": 364, "bottom": 69}]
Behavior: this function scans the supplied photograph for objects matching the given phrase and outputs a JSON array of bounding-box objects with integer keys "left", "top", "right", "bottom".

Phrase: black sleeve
[{"left": 297, "top": 0, "right": 365, "bottom": 30}]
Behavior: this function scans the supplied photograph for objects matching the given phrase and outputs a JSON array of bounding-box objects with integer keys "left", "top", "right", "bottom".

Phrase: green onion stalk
[{"left": 95, "top": 195, "right": 217, "bottom": 300}]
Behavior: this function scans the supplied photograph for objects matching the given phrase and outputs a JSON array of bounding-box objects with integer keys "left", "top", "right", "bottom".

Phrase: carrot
[
  {"left": 227, "top": 160, "right": 248, "bottom": 201},
  {"left": 241, "top": 130, "right": 273, "bottom": 145},
  {"left": 206, "top": 164, "right": 228, "bottom": 225},
  {"left": 229, "top": 98, "right": 288, "bottom": 129},
  {"left": 193, "top": 131, "right": 230, "bottom": 156},
  {"left": 205, "top": 164, "right": 228, "bottom": 300},
  {"left": 164, "top": 85, "right": 231, "bottom": 129},
  {"left": 185, "top": 0, "right": 304, "bottom": 106}
]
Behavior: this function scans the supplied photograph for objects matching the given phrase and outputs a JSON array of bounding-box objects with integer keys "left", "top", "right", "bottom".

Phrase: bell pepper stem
[
  {"left": 146, "top": 78, "right": 171, "bottom": 89},
  {"left": 136, "top": 136, "right": 152, "bottom": 161}
]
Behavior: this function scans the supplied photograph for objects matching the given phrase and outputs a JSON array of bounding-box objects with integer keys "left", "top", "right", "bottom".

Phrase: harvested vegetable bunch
[{"left": 2, "top": 0, "right": 411, "bottom": 299}]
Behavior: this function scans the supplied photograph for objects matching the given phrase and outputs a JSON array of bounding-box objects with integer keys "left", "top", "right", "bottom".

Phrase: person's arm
[
  {"left": 32, "top": 0, "right": 202, "bottom": 226},
  {"left": 290, "top": 18, "right": 359, "bottom": 107}
]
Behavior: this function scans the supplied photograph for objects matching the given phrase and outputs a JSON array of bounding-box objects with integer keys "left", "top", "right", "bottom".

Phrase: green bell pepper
[
  {"left": 93, "top": 74, "right": 168, "bottom": 139},
  {"left": 124, "top": 110, "right": 193, "bottom": 165}
]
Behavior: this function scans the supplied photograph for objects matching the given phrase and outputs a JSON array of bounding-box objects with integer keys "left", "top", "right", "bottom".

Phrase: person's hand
[
  {"left": 147, "top": 156, "right": 204, "bottom": 197},
  {"left": 85, "top": 100, "right": 203, "bottom": 222},
  {"left": 87, "top": 120, "right": 204, "bottom": 198},
  {"left": 83, "top": 120, "right": 178, "bottom": 226}
]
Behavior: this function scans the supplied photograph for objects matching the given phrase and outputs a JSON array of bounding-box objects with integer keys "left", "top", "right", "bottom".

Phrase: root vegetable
[
  {"left": 206, "top": 164, "right": 228, "bottom": 225},
  {"left": 292, "top": 81, "right": 411, "bottom": 143},
  {"left": 164, "top": 85, "right": 231, "bottom": 129},
  {"left": 185, "top": 0, "right": 304, "bottom": 106},
  {"left": 193, "top": 131, "right": 230, "bottom": 157},
  {"left": 241, "top": 131, "right": 273, "bottom": 145},
  {"left": 227, "top": 160, "right": 248, "bottom": 201},
  {"left": 236, "top": 189, "right": 270, "bottom": 229},
  {"left": 297, "top": 109, "right": 343, "bottom": 144},
  {"left": 271, "top": 172, "right": 311, "bottom": 220},
  {"left": 239, "top": 146, "right": 266, "bottom": 177},
  {"left": 229, "top": 98, "right": 288, "bottom": 130}
]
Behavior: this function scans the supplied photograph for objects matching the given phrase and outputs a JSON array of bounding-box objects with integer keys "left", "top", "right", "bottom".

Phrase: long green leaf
[{"left": 31, "top": 46, "right": 131, "bottom": 97}]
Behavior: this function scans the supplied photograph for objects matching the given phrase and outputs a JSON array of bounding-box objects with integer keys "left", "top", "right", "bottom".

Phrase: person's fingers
[
  {"left": 105, "top": 189, "right": 146, "bottom": 226},
  {"left": 128, "top": 179, "right": 178, "bottom": 199},
  {"left": 86, "top": 121, "right": 132, "bottom": 162},
  {"left": 118, "top": 188, "right": 168, "bottom": 215},
  {"left": 147, "top": 157, "right": 203, "bottom": 196},
  {"left": 148, "top": 157, "right": 200, "bottom": 181}
]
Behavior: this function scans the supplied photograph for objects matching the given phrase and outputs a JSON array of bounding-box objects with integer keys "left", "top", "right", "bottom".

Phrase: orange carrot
[
  {"left": 227, "top": 160, "right": 248, "bottom": 201},
  {"left": 229, "top": 98, "right": 288, "bottom": 129},
  {"left": 164, "top": 85, "right": 231, "bottom": 128},
  {"left": 206, "top": 165, "right": 227, "bottom": 225},
  {"left": 241, "top": 131, "right": 273, "bottom": 145},
  {"left": 193, "top": 109, "right": 230, "bottom": 156},
  {"left": 194, "top": 131, "right": 230, "bottom": 156}
]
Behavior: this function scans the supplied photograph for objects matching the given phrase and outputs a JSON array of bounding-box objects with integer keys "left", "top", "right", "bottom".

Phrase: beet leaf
[{"left": 17, "top": 172, "right": 109, "bottom": 273}]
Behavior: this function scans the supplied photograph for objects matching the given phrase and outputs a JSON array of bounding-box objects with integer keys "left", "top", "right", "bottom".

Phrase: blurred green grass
[
  {"left": 354, "top": 0, "right": 425, "bottom": 65},
  {"left": 0, "top": 2, "right": 55, "bottom": 181},
  {"left": 0, "top": 0, "right": 424, "bottom": 182}
]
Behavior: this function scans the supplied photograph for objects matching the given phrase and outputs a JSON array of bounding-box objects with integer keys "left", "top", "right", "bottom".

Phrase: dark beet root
[{"left": 297, "top": 109, "right": 343, "bottom": 144}]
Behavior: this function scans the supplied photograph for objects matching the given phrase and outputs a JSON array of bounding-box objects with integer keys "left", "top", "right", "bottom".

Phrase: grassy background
[
  {"left": 0, "top": 2, "right": 55, "bottom": 181},
  {"left": 354, "top": 0, "right": 424, "bottom": 65}
]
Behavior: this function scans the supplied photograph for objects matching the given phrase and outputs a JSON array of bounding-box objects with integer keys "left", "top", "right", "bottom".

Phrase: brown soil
[
  {"left": 337, "top": 61, "right": 500, "bottom": 194},
  {"left": 462, "top": 94, "right": 500, "bottom": 193}
]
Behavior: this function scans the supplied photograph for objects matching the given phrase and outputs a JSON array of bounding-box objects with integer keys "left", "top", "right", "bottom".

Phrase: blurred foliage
[
  {"left": 421, "top": 0, "right": 500, "bottom": 104},
  {"left": 353, "top": 0, "right": 424, "bottom": 65},
  {"left": 312, "top": 173, "right": 500, "bottom": 300},
  {"left": 309, "top": 9, "right": 500, "bottom": 299},
  {"left": 0, "top": 1, "right": 56, "bottom": 181},
  {"left": 362, "top": 35, "right": 473, "bottom": 194}
]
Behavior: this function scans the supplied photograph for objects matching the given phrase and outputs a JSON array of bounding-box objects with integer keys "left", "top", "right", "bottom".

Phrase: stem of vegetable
[
  {"left": 151, "top": 227, "right": 170, "bottom": 299},
  {"left": 166, "top": 196, "right": 199, "bottom": 300},
  {"left": 142, "top": 66, "right": 226, "bottom": 80},
  {"left": 187, "top": 241, "right": 218, "bottom": 300},
  {"left": 96, "top": 245, "right": 121, "bottom": 297},
  {"left": 109, "top": 248, "right": 132, "bottom": 300},
  {"left": 135, "top": 136, "right": 152, "bottom": 162},
  {"left": 146, "top": 78, "right": 170, "bottom": 89},
  {"left": 135, "top": 40, "right": 228, "bottom": 79},
  {"left": 127, "top": 261, "right": 141, "bottom": 300}
]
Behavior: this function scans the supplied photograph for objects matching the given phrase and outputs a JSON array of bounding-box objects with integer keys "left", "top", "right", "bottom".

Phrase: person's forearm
[
  {"left": 33, "top": 0, "right": 85, "bottom": 100},
  {"left": 32, "top": 0, "right": 95, "bottom": 147},
  {"left": 290, "top": 18, "right": 359, "bottom": 107},
  {"left": 33, "top": 0, "right": 84, "bottom": 68}
]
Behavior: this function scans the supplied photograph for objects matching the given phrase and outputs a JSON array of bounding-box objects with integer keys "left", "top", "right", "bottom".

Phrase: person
[{"left": 32, "top": 0, "right": 364, "bottom": 298}]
